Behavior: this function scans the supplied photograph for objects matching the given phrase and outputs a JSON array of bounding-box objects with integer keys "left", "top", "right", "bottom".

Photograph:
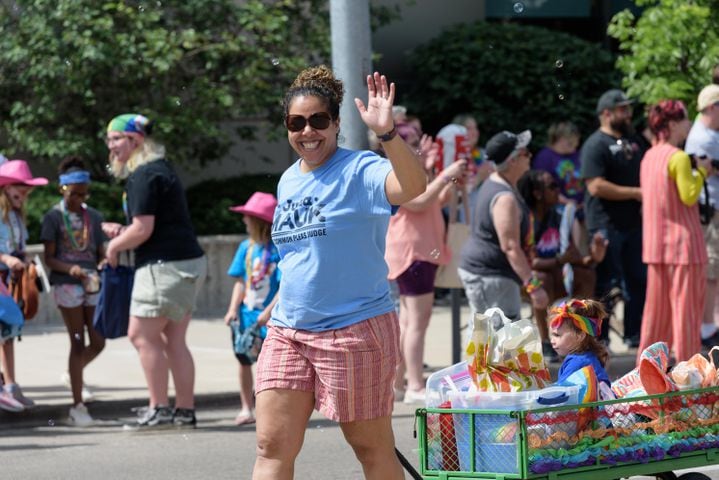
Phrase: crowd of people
[{"left": 0, "top": 63, "right": 718, "bottom": 479}]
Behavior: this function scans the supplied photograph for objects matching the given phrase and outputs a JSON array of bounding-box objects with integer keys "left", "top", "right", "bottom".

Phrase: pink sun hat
[
  {"left": 0, "top": 160, "right": 49, "bottom": 187},
  {"left": 229, "top": 192, "right": 277, "bottom": 223}
]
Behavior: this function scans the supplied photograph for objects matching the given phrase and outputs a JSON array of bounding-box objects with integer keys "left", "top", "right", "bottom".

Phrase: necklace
[{"left": 60, "top": 201, "right": 90, "bottom": 251}]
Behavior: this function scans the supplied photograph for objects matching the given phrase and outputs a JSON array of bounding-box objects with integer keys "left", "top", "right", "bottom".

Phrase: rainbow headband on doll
[{"left": 549, "top": 300, "right": 601, "bottom": 337}]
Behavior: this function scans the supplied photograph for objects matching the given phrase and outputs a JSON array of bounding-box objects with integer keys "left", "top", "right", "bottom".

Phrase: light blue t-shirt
[
  {"left": 271, "top": 147, "right": 395, "bottom": 331},
  {"left": 685, "top": 119, "right": 719, "bottom": 160},
  {"left": 227, "top": 239, "right": 281, "bottom": 337},
  {"left": 685, "top": 119, "right": 719, "bottom": 206}
]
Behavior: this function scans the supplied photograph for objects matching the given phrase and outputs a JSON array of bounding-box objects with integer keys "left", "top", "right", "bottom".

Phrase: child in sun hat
[
  {"left": 223, "top": 191, "right": 280, "bottom": 426},
  {"left": 0, "top": 159, "right": 48, "bottom": 410},
  {"left": 549, "top": 298, "right": 611, "bottom": 403}
]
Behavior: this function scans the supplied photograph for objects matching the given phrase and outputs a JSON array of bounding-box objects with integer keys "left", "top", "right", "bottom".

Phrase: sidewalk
[{"left": 0, "top": 303, "right": 638, "bottom": 427}]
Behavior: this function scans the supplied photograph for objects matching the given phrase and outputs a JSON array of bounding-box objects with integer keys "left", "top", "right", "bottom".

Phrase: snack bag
[{"left": 465, "top": 308, "right": 550, "bottom": 392}]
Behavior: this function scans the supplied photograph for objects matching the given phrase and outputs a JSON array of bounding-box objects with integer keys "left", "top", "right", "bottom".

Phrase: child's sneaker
[
  {"left": 172, "top": 408, "right": 197, "bottom": 428},
  {"left": 68, "top": 403, "right": 94, "bottom": 427},
  {"left": 61, "top": 372, "right": 95, "bottom": 403},
  {"left": 0, "top": 391, "right": 24, "bottom": 412},
  {"left": 123, "top": 405, "right": 173, "bottom": 431},
  {"left": 5, "top": 383, "right": 34, "bottom": 408}
]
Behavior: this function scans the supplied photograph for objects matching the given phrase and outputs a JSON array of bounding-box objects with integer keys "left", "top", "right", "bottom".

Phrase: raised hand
[{"left": 354, "top": 72, "right": 395, "bottom": 136}]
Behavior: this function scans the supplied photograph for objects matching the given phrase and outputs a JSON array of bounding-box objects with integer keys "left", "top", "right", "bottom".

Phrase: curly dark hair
[
  {"left": 517, "top": 169, "right": 547, "bottom": 210},
  {"left": 283, "top": 65, "right": 344, "bottom": 120},
  {"left": 57, "top": 155, "right": 87, "bottom": 175}
]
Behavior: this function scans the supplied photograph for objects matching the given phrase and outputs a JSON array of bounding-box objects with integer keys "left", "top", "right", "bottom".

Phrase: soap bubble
[
  {"left": 271, "top": 58, "right": 280, "bottom": 66},
  {"left": 555, "top": 59, "right": 564, "bottom": 68},
  {"left": 558, "top": 94, "right": 565, "bottom": 100},
  {"left": 48, "top": 419, "right": 55, "bottom": 427},
  {"left": 513, "top": 2, "right": 525, "bottom": 14}
]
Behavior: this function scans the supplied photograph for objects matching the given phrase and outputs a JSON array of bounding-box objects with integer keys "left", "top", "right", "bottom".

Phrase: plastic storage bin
[
  {"left": 448, "top": 384, "right": 581, "bottom": 473},
  {"left": 425, "top": 361, "right": 472, "bottom": 407}
]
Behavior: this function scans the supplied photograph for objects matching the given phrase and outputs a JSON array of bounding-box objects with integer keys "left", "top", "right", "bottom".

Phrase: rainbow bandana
[
  {"left": 107, "top": 113, "right": 150, "bottom": 136},
  {"left": 549, "top": 300, "right": 601, "bottom": 337}
]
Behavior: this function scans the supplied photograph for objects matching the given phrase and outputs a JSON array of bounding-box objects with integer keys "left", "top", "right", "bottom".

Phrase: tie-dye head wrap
[
  {"left": 549, "top": 299, "right": 601, "bottom": 337},
  {"left": 107, "top": 114, "right": 151, "bottom": 137}
]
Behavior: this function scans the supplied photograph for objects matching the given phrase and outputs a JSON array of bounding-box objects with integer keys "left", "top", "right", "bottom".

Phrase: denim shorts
[
  {"left": 53, "top": 284, "right": 99, "bottom": 309},
  {"left": 131, "top": 255, "right": 207, "bottom": 321}
]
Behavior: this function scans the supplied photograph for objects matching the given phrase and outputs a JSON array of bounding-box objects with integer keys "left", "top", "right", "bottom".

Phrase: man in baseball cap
[
  {"left": 580, "top": 88, "right": 647, "bottom": 348},
  {"left": 458, "top": 128, "right": 549, "bottom": 324},
  {"left": 595, "top": 89, "right": 635, "bottom": 115},
  {"left": 485, "top": 130, "right": 532, "bottom": 165},
  {"left": 685, "top": 84, "right": 719, "bottom": 347}
]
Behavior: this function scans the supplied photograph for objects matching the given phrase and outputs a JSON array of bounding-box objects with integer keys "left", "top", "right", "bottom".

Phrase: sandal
[{"left": 234, "top": 411, "right": 256, "bottom": 426}]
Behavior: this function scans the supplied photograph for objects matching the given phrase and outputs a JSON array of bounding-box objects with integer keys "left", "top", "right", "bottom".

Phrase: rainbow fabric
[
  {"left": 549, "top": 300, "right": 601, "bottom": 337},
  {"left": 564, "top": 366, "right": 598, "bottom": 403}
]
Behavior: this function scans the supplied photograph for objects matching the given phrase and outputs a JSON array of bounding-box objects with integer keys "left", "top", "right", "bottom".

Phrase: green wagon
[{"left": 415, "top": 386, "right": 719, "bottom": 480}]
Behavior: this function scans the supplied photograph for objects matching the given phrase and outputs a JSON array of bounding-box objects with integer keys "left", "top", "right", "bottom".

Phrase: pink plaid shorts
[{"left": 255, "top": 311, "right": 400, "bottom": 422}]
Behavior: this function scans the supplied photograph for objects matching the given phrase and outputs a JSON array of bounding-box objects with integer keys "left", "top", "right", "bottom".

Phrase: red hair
[{"left": 648, "top": 100, "right": 687, "bottom": 142}]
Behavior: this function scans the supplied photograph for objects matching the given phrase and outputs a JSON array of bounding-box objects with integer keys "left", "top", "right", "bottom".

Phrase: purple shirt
[{"left": 533, "top": 147, "right": 585, "bottom": 204}]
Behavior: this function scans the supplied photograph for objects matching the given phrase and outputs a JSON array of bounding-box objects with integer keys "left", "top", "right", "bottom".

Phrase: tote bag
[
  {"left": 93, "top": 265, "right": 134, "bottom": 339},
  {"left": 435, "top": 186, "right": 471, "bottom": 289},
  {"left": 9, "top": 261, "right": 39, "bottom": 321}
]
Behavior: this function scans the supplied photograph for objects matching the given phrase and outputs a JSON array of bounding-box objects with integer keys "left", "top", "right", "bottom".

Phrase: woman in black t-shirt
[{"left": 103, "top": 114, "right": 207, "bottom": 431}]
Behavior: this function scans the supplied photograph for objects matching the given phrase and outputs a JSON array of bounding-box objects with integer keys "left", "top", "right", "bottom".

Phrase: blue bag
[
  {"left": 92, "top": 265, "right": 134, "bottom": 339},
  {"left": 0, "top": 294, "right": 24, "bottom": 342},
  {"left": 231, "top": 320, "right": 264, "bottom": 364}
]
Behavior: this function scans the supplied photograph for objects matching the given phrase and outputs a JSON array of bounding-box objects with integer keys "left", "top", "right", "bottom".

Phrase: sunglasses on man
[{"left": 285, "top": 112, "right": 333, "bottom": 132}]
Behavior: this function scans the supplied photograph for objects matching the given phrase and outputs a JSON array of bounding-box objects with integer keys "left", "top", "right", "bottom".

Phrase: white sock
[{"left": 701, "top": 324, "right": 717, "bottom": 339}]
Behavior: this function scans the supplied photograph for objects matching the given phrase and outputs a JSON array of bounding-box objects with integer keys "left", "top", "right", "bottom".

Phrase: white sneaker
[
  {"left": 0, "top": 391, "right": 24, "bottom": 412},
  {"left": 403, "top": 389, "right": 426, "bottom": 405},
  {"left": 69, "top": 403, "right": 94, "bottom": 427},
  {"left": 61, "top": 372, "right": 95, "bottom": 403}
]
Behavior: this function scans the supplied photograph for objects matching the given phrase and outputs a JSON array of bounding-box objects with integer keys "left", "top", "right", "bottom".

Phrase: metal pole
[
  {"left": 330, "top": 0, "right": 372, "bottom": 150},
  {"left": 451, "top": 288, "right": 461, "bottom": 364}
]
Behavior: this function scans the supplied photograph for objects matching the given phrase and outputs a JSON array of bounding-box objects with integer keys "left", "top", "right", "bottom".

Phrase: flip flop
[{"left": 235, "top": 412, "right": 256, "bottom": 426}]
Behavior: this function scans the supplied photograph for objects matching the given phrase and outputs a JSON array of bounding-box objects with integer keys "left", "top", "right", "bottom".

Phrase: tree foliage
[
  {"left": 608, "top": 0, "right": 719, "bottom": 114},
  {"left": 403, "top": 22, "right": 619, "bottom": 145},
  {"left": 0, "top": 0, "right": 333, "bottom": 175}
]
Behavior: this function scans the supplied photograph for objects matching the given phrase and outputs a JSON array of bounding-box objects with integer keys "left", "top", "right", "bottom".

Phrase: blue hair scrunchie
[{"left": 59, "top": 171, "right": 91, "bottom": 186}]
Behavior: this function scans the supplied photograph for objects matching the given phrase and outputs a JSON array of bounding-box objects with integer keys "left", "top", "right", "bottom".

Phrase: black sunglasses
[
  {"left": 546, "top": 181, "right": 560, "bottom": 190},
  {"left": 285, "top": 112, "right": 332, "bottom": 132}
]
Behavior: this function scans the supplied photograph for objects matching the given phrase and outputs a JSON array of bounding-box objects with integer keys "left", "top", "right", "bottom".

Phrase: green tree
[
  {"left": 0, "top": 0, "right": 334, "bottom": 175},
  {"left": 608, "top": 0, "right": 719, "bottom": 113},
  {"left": 403, "top": 22, "right": 618, "bottom": 144}
]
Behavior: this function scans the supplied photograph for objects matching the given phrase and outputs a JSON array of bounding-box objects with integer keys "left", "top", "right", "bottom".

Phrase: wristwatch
[{"left": 377, "top": 126, "right": 397, "bottom": 142}]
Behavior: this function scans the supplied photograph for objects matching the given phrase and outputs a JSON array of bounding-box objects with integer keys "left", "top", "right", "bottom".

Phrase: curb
[{"left": 0, "top": 391, "right": 239, "bottom": 429}]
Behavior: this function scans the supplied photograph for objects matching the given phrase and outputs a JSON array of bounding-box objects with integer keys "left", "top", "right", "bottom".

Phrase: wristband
[
  {"left": 524, "top": 275, "right": 543, "bottom": 295},
  {"left": 377, "top": 125, "right": 397, "bottom": 142}
]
